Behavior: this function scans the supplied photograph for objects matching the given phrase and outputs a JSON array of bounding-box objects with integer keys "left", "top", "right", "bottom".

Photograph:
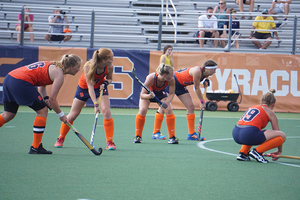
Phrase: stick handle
[{"left": 264, "top": 153, "right": 300, "bottom": 160}]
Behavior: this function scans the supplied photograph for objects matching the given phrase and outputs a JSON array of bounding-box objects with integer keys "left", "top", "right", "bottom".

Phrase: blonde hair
[
  {"left": 230, "top": 8, "right": 236, "bottom": 14},
  {"left": 86, "top": 48, "right": 113, "bottom": 84},
  {"left": 52, "top": 54, "right": 82, "bottom": 73},
  {"left": 156, "top": 63, "right": 173, "bottom": 75},
  {"left": 261, "top": 89, "right": 276, "bottom": 107},
  {"left": 220, "top": 0, "right": 227, "bottom": 4}
]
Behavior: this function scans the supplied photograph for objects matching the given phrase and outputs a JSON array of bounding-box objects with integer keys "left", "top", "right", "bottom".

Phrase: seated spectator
[
  {"left": 44, "top": 7, "right": 72, "bottom": 44},
  {"left": 235, "top": 0, "right": 255, "bottom": 19},
  {"left": 15, "top": 5, "right": 34, "bottom": 43},
  {"left": 220, "top": 8, "right": 240, "bottom": 49},
  {"left": 213, "top": 0, "right": 230, "bottom": 36},
  {"left": 249, "top": 9, "right": 279, "bottom": 49},
  {"left": 198, "top": 7, "right": 220, "bottom": 48},
  {"left": 268, "top": 0, "right": 292, "bottom": 28}
]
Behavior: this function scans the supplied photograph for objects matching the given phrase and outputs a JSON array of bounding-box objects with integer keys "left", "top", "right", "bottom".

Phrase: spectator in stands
[
  {"left": 160, "top": 45, "right": 174, "bottom": 67},
  {"left": 268, "top": 0, "right": 292, "bottom": 28},
  {"left": 213, "top": 0, "right": 230, "bottom": 36},
  {"left": 16, "top": 5, "right": 34, "bottom": 43},
  {"left": 44, "top": 7, "right": 72, "bottom": 44},
  {"left": 198, "top": 7, "right": 220, "bottom": 48},
  {"left": 220, "top": 8, "right": 240, "bottom": 49},
  {"left": 249, "top": 9, "right": 279, "bottom": 49},
  {"left": 235, "top": 0, "right": 255, "bottom": 19}
]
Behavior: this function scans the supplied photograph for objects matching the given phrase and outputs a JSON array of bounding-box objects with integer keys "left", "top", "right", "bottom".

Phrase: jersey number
[
  {"left": 240, "top": 108, "right": 260, "bottom": 122},
  {"left": 27, "top": 61, "right": 45, "bottom": 70}
]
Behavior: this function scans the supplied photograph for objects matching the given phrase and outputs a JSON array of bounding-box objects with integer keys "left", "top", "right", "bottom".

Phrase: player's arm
[
  {"left": 164, "top": 78, "right": 175, "bottom": 105},
  {"left": 100, "top": 64, "right": 113, "bottom": 91},
  {"left": 140, "top": 74, "right": 155, "bottom": 100},
  {"left": 191, "top": 67, "right": 206, "bottom": 109},
  {"left": 48, "top": 65, "right": 68, "bottom": 122},
  {"left": 83, "top": 64, "right": 97, "bottom": 104}
]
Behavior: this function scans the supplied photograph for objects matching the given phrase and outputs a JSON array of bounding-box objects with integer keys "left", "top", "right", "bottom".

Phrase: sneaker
[
  {"left": 187, "top": 132, "right": 198, "bottom": 140},
  {"left": 59, "top": 40, "right": 65, "bottom": 44},
  {"left": 54, "top": 137, "right": 64, "bottom": 148},
  {"left": 152, "top": 132, "right": 166, "bottom": 140},
  {"left": 248, "top": 16, "right": 253, "bottom": 20},
  {"left": 237, "top": 152, "right": 251, "bottom": 161},
  {"left": 29, "top": 143, "right": 52, "bottom": 154},
  {"left": 133, "top": 136, "right": 142, "bottom": 143},
  {"left": 106, "top": 141, "right": 116, "bottom": 150},
  {"left": 249, "top": 149, "right": 268, "bottom": 163},
  {"left": 168, "top": 136, "right": 179, "bottom": 144},
  {"left": 276, "top": 18, "right": 287, "bottom": 29}
]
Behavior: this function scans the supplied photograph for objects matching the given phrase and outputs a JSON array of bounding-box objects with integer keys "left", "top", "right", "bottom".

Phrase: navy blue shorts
[
  {"left": 3, "top": 75, "right": 46, "bottom": 113},
  {"left": 74, "top": 86, "right": 108, "bottom": 102},
  {"left": 174, "top": 75, "right": 189, "bottom": 96},
  {"left": 149, "top": 89, "right": 168, "bottom": 103},
  {"left": 232, "top": 125, "right": 266, "bottom": 145}
]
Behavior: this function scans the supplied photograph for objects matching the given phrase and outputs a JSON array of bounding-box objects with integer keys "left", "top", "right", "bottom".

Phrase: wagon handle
[{"left": 234, "top": 74, "right": 242, "bottom": 104}]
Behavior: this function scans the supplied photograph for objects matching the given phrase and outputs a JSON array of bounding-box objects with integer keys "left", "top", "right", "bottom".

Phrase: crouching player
[{"left": 232, "top": 89, "right": 286, "bottom": 163}]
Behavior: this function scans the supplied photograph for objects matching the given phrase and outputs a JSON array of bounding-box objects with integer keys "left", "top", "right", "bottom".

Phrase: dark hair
[
  {"left": 207, "top": 7, "right": 214, "bottom": 11},
  {"left": 203, "top": 59, "right": 218, "bottom": 71},
  {"left": 261, "top": 89, "right": 276, "bottom": 107},
  {"left": 163, "top": 45, "right": 173, "bottom": 54},
  {"left": 230, "top": 8, "right": 237, "bottom": 14}
]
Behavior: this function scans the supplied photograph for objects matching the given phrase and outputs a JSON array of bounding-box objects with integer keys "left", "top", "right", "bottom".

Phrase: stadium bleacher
[{"left": 0, "top": 0, "right": 299, "bottom": 54}]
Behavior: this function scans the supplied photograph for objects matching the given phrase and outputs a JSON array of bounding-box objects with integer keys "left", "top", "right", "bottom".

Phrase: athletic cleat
[
  {"left": 187, "top": 132, "right": 198, "bottom": 140},
  {"left": 29, "top": 143, "right": 52, "bottom": 154},
  {"left": 54, "top": 137, "right": 65, "bottom": 148},
  {"left": 133, "top": 136, "right": 142, "bottom": 143},
  {"left": 106, "top": 141, "right": 116, "bottom": 150},
  {"left": 168, "top": 136, "right": 179, "bottom": 144},
  {"left": 237, "top": 152, "right": 251, "bottom": 161},
  {"left": 249, "top": 149, "right": 268, "bottom": 163},
  {"left": 152, "top": 132, "right": 166, "bottom": 140}
]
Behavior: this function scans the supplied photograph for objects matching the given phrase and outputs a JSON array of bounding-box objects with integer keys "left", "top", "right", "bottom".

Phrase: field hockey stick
[
  {"left": 197, "top": 87, "right": 207, "bottom": 141},
  {"left": 131, "top": 67, "right": 167, "bottom": 109},
  {"left": 66, "top": 123, "right": 103, "bottom": 156},
  {"left": 263, "top": 153, "right": 300, "bottom": 160},
  {"left": 90, "top": 89, "right": 103, "bottom": 147}
]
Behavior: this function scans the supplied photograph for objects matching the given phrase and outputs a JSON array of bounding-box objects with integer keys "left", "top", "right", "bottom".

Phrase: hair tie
[
  {"left": 97, "top": 50, "right": 99, "bottom": 54},
  {"left": 65, "top": 54, "right": 68, "bottom": 57}
]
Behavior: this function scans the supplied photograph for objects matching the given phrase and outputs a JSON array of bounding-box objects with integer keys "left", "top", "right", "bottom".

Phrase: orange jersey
[
  {"left": 174, "top": 67, "right": 204, "bottom": 87},
  {"left": 150, "top": 73, "right": 168, "bottom": 92},
  {"left": 78, "top": 66, "right": 108, "bottom": 89},
  {"left": 237, "top": 105, "right": 269, "bottom": 130},
  {"left": 9, "top": 61, "right": 53, "bottom": 86}
]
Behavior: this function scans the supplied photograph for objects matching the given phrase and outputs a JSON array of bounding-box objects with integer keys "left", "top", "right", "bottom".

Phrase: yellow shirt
[
  {"left": 160, "top": 55, "right": 172, "bottom": 66},
  {"left": 252, "top": 16, "right": 276, "bottom": 33}
]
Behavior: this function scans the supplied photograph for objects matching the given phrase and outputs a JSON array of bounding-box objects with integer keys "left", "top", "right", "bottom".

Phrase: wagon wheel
[
  {"left": 205, "top": 101, "right": 210, "bottom": 110},
  {"left": 228, "top": 102, "right": 239, "bottom": 112},
  {"left": 207, "top": 101, "right": 218, "bottom": 111},
  {"left": 227, "top": 102, "right": 233, "bottom": 111}
]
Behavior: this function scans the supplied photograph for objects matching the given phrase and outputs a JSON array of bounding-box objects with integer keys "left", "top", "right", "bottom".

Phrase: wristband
[
  {"left": 94, "top": 102, "right": 99, "bottom": 107},
  {"left": 43, "top": 96, "right": 49, "bottom": 100},
  {"left": 103, "top": 80, "right": 109, "bottom": 90},
  {"left": 57, "top": 111, "right": 65, "bottom": 118},
  {"left": 200, "top": 100, "right": 205, "bottom": 104}
]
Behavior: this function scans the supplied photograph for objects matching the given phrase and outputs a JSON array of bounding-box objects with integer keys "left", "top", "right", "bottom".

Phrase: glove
[
  {"left": 161, "top": 102, "right": 168, "bottom": 109},
  {"left": 103, "top": 80, "right": 109, "bottom": 90},
  {"left": 203, "top": 78, "right": 210, "bottom": 87}
]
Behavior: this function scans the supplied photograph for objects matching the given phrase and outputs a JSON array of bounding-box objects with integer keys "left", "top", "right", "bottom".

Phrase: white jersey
[{"left": 198, "top": 15, "right": 218, "bottom": 29}]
